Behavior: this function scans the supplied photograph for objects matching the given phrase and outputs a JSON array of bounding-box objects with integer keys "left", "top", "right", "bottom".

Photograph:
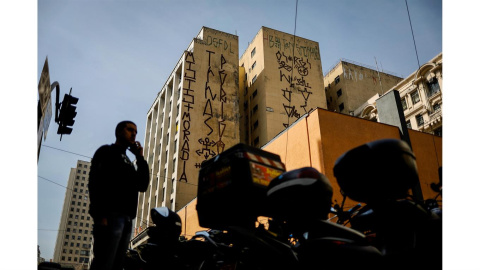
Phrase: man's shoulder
[{"left": 93, "top": 144, "right": 114, "bottom": 158}]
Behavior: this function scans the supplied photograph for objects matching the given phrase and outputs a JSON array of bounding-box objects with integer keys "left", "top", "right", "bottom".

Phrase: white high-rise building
[{"left": 53, "top": 160, "right": 93, "bottom": 270}]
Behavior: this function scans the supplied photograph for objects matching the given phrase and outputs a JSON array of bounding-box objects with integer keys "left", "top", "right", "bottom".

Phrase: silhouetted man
[{"left": 88, "top": 121, "right": 149, "bottom": 270}]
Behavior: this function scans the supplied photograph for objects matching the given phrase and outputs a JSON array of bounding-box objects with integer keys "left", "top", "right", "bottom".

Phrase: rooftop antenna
[{"left": 374, "top": 57, "right": 384, "bottom": 95}]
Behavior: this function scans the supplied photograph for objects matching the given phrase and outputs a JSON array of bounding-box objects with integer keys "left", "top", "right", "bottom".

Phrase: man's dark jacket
[{"left": 88, "top": 144, "right": 149, "bottom": 219}]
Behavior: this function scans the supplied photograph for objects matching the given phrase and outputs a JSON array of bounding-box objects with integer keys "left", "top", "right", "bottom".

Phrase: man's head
[{"left": 115, "top": 121, "right": 137, "bottom": 146}]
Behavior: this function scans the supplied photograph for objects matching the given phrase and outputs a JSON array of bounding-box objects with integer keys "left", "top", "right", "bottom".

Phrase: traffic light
[{"left": 57, "top": 94, "right": 79, "bottom": 135}]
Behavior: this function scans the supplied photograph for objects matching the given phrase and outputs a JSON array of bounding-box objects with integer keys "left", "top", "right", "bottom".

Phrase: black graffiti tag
[{"left": 196, "top": 137, "right": 217, "bottom": 160}]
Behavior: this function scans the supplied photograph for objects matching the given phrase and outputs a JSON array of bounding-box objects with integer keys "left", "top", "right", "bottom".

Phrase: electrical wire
[
  {"left": 42, "top": 144, "right": 92, "bottom": 159},
  {"left": 38, "top": 175, "right": 74, "bottom": 191},
  {"left": 405, "top": 0, "right": 421, "bottom": 69},
  {"left": 284, "top": 0, "right": 299, "bottom": 167}
]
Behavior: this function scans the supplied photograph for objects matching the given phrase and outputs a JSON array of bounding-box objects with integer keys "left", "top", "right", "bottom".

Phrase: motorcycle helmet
[
  {"left": 266, "top": 167, "right": 333, "bottom": 222},
  {"left": 333, "top": 139, "right": 419, "bottom": 203},
  {"left": 148, "top": 207, "right": 182, "bottom": 241}
]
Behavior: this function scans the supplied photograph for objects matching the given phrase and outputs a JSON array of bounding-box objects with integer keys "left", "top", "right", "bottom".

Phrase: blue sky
[{"left": 3, "top": 0, "right": 479, "bottom": 268}]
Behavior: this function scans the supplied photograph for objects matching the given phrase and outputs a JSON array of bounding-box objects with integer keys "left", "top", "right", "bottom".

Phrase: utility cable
[
  {"left": 405, "top": 0, "right": 421, "bottom": 69},
  {"left": 42, "top": 144, "right": 93, "bottom": 159},
  {"left": 285, "top": 0, "right": 299, "bottom": 167},
  {"left": 38, "top": 175, "right": 74, "bottom": 191}
]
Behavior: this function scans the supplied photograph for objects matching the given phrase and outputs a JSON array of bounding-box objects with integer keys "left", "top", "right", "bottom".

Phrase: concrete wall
[
  {"left": 175, "top": 27, "right": 240, "bottom": 210},
  {"left": 136, "top": 27, "right": 240, "bottom": 240},
  {"left": 324, "top": 61, "right": 403, "bottom": 114},
  {"left": 239, "top": 26, "right": 327, "bottom": 147}
]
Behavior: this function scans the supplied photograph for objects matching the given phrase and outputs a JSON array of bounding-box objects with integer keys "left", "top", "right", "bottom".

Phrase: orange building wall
[
  {"left": 177, "top": 198, "right": 207, "bottom": 238},
  {"left": 179, "top": 107, "right": 442, "bottom": 237}
]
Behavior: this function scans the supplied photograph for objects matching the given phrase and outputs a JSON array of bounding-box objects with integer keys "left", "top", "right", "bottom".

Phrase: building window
[
  {"left": 252, "top": 89, "right": 257, "bottom": 99},
  {"left": 416, "top": 114, "right": 424, "bottom": 126},
  {"left": 253, "top": 120, "right": 259, "bottom": 130},
  {"left": 433, "top": 103, "right": 441, "bottom": 112},
  {"left": 401, "top": 98, "right": 407, "bottom": 111},
  {"left": 173, "top": 158, "right": 176, "bottom": 171},
  {"left": 251, "top": 61, "right": 256, "bottom": 70},
  {"left": 426, "top": 77, "right": 440, "bottom": 97},
  {"left": 339, "top": 103, "right": 344, "bottom": 112},
  {"left": 253, "top": 104, "right": 258, "bottom": 113},
  {"left": 434, "top": 127, "right": 442, "bottom": 137},
  {"left": 252, "top": 75, "right": 257, "bottom": 84},
  {"left": 336, "top": 89, "right": 342, "bottom": 97},
  {"left": 335, "top": 75, "right": 340, "bottom": 85},
  {"left": 411, "top": 90, "right": 420, "bottom": 105},
  {"left": 406, "top": 120, "right": 412, "bottom": 129},
  {"left": 254, "top": 137, "right": 259, "bottom": 146},
  {"left": 251, "top": 47, "right": 256, "bottom": 58}
]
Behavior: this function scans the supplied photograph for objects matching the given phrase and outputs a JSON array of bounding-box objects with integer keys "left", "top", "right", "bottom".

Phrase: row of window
[
  {"left": 75, "top": 175, "right": 87, "bottom": 180},
  {"left": 73, "top": 188, "right": 88, "bottom": 194},
  {"left": 77, "top": 164, "right": 89, "bottom": 169},
  {"left": 402, "top": 79, "right": 441, "bottom": 111},
  {"left": 62, "top": 249, "right": 90, "bottom": 256},
  {"left": 70, "top": 207, "right": 87, "bottom": 214},
  {"left": 71, "top": 200, "right": 87, "bottom": 207},
  {"left": 65, "top": 234, "right": 91, "bottom": 241},
  {"left": 68, "top": 214, "right": 91, "bottom": 221},
  {"left": 67, "top": 221, "right": 90, "bottom": 227},
  {"left": 64, "top": 242, "right": 91, "bottom": 248},
  {"left": 61, "top": 256, "right": 89, "bottom": 263},
  {"left": 74, "top": 181, "right": 86, "bottom": 187},
  {"left": 76, "top": 170, "right": 88, "bottom": 175},
  {"left": 66, "top": 227, "right": 89, "bottom": 233},
  {"left": 72, "top": 194, "right": 88, "bottom": 200}
]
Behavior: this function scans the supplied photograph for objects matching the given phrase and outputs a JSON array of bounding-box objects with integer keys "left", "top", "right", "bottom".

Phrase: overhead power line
[
  {"left": 38, "top": 175, "right": 74, "bottom": 191},
  {"left": 42, "top": 144, "right": 93, "bottom": 159},
  {"left": 405, "top": 0, "right": 421, "bottom": 69}
]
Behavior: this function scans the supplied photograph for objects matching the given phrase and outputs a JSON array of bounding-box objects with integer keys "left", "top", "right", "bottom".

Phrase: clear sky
[{"left": 3, "top": 0, "right": 479, "bottom": 268}]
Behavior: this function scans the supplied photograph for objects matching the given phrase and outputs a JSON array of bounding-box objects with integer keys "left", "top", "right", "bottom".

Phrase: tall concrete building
[
  {"left": 239, "top": 26, "right": 327, "bottom": 147},
  {"left": 323, "top": 59, "right": 403, "bottom": 115},
  {"left": 53, "top": 160, "right": 93, "bottom": 270},
  {"left": 133, "top": 27, "right": 240, "bottom": 242},
  {"left": 355, "top": 52, "right": 442, "bottom": 136}
]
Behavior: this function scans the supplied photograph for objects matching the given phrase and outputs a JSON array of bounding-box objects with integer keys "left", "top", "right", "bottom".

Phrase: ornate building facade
[{"left": 356, "top": 52, "right": 442, "bottom": 136}]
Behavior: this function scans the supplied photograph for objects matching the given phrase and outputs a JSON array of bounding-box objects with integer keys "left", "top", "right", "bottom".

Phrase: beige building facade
[
  {"left": 239, "top": 26, "right": 327, "bottom": 147},
  {"left": 324, "top": 59, "right": 403, "bottom": 115},
  {"left": 356, "top": 52, "right": 442, "bottom": 136},
  {"left": 53, "top": 160, "right": 93, "bottom": 270},
  {"left": 133, "top": 27, "right": 240, "bottom": 244}
]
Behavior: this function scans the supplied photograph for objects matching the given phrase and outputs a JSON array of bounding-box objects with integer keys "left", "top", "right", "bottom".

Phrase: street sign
[
  {"left": 38, "top": 57, "right": 53, "bottom": 140},
  {"left": 38, "top": 57, "right": 51, "bottom": 114}
]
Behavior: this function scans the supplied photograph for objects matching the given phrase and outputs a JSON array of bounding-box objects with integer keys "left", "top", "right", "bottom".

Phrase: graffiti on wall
[
  {"left": 342, "top": 66, "right": 382, "bottom": 85},
  {"left": 179, "top": 51, "right": 196, "bottom": 183},
  {"left": 276, "top": 50, "right": 313, "bottom": 128},
  {"left": 197, "top": 50, "right": 229, "bottom": 163},
  {"left": 264, "top": 33, "right": 320, "bottom": 60}
]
